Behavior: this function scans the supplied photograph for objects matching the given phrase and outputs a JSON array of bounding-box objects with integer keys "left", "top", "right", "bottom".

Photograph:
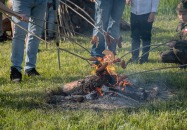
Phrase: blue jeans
[
  {"left": 11, "top": 0, "right": 46, "bottom": 72},
  {"left": 91, "top": 0, "right": 125, "bottom": 57},
  {"left": 46, "top": 0, "right": 59, "bottom": 38}
]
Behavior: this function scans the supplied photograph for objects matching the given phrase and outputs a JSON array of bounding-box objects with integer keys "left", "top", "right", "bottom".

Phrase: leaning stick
[{"left": 53, "top": 0, "right": 61, "bottom": 69}]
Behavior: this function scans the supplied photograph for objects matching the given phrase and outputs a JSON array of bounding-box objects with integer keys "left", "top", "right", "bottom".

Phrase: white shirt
[{"left": 130, "top": 0, "right": 160, "bottom": 15}]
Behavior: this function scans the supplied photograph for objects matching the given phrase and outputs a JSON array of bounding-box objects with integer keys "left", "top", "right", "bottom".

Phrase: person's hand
[
  {"left": 18, "top": 14, "right": 29, "bottom": 22},
  {"left": 126, "top": 0, "right": 132, "bottom": 6},
  {"left": 148, "top": 12, "right": 156, "bottom": 22}
]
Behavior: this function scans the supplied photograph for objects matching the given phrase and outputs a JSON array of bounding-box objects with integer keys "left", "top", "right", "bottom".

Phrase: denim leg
[
  {"left": 11, "top": 0, "right": 32, "bottom": 71},
  {"left": 24, "top": 1, "right": 46, "bottom": 71},
  {"left": 47, "top": 9, "right": 55, "bottom": 38},
  {"left": 107, "top": 0, "right": 125, "bottom": 55},
  {"left": 140, "top": 13, "right": 153, "bottom": 61},
  {"left": 47, "top": 0, "right": 59, "bottom": 38},
  {"left": 91, "top": 0, "right": 112, "bottom": 57},
  {"left": 130, "top": 13, "right": 141, "bottom": 59}
]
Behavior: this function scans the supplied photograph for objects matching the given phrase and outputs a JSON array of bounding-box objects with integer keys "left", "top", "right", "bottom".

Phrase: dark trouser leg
[
  {"left": 131, "top": 39, "right": 140, "bottom": 59},
  {"left": 141, "top": 41, "right": 150, "bottom": 63},
  {"left": 140, "top": 13, "right": 153, "bottom": 63},
  {"left": 130, "top": 13, "right": 141, "bottom": 60}
]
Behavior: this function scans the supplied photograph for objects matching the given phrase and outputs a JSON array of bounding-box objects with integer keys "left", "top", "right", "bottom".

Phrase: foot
[
  {"left": 25, "top": 68, "right": 40, "bottom": 77},
  {"left": 10, "top": 67, "right": 22, "bottom": 82}
]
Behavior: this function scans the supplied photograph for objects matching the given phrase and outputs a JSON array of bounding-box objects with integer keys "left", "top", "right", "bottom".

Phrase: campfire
[{"left": 47, "top": 50, "right": 172, "bottom": 109}]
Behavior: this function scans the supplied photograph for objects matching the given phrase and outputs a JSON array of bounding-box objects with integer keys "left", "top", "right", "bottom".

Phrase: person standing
[
  {"left": 90, "top": 0, "right": 125, "bottom": 58},
  {"left": 10, "top": 0, "right": 47, "bottom": 82},
  {"left": 127, "top": 0, "right": 160, "bottom": 64}
]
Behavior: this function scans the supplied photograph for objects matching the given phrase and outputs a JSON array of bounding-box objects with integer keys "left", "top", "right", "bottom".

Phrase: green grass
[{"left": 1, "top": 2, "right": 187, "bottom": 130}]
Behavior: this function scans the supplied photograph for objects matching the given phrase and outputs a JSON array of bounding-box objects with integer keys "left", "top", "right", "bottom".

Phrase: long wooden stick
[{"left": 127, "top": 64, "right": 187, "bottom": 77}]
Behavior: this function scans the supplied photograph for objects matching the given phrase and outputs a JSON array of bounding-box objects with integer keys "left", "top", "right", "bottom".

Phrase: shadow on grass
[{"left": 0, "top": 91, "right": 43, "bottom": 110}]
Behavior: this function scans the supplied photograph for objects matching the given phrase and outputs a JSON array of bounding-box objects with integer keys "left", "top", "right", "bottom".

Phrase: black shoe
[
  {"left": 25, "top": 68, "right": 40, "bottom": 77},
  {"left": 10, "top": 67, "right": 22, "bottom": 82}
]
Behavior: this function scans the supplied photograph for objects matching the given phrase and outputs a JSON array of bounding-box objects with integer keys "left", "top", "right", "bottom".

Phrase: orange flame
[{"left": 91, "top": 50, "right": 132, "bottom": 95}]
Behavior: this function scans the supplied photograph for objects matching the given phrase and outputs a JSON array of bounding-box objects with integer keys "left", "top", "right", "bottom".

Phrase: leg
[
  {"left": 24, "top": 0, "right": 46, "bottom": 72},
  {"left": 10, "top": 0, "right": 31, "bottom": 82},
  {"left": 140, "top": 13, "right": 153, "bottom": 63},
  {"left": 11, "top": 0, "right": 31, "bottom": 71},
  {"left": 107, "top": 0, "right": 125, "bottom": 55},
  {"left": 130, "top": 13, "right": 141, "bottom": 61},
  {"left": 47, "top": 0, "right": 59, "bottom": 39},
  {"left": 91, "top": 0, "right": 112, "bottom": 57},
  {"left": 47, "top": 9, "right": 55, "bottom": 39}
]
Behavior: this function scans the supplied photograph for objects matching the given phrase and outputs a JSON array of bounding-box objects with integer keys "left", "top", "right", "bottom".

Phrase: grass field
[{"left": 1, "top": 1, "right": 187, "bottom": 130}]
